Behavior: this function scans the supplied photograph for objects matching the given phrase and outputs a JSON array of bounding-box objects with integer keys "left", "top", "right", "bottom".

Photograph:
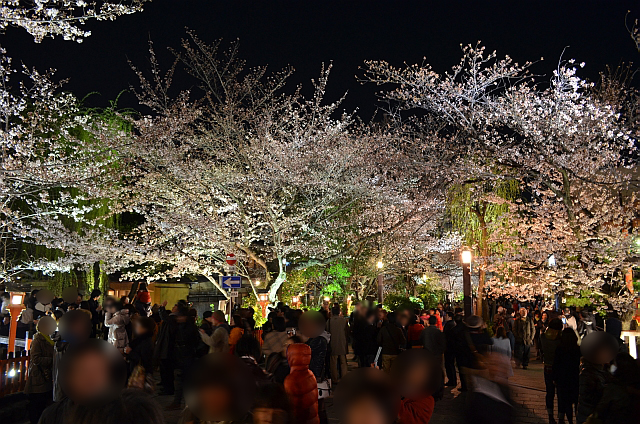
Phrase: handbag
[{"left": 317, "top": 378, "right": 332, "bottom": 399}]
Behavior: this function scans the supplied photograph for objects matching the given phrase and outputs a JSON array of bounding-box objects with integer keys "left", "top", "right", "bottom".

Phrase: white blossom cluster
[{"left": 0, "top": 0, "right": 150, "bottom": 42}]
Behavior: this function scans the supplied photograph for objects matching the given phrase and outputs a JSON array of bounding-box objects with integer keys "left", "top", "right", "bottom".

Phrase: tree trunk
[
  {"left": 267, "top": 257, "right": 286, "bottom": 304},
  {"left": 205, "top": 274, "right": 229, "bottom": 299},
  {"left": 473, "top": 202, "right": 489, "bottom": 319}
]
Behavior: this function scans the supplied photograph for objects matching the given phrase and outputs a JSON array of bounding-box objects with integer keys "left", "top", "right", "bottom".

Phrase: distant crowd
[{"left": 1, "top": 288, "right": 638, "bottom": 424}]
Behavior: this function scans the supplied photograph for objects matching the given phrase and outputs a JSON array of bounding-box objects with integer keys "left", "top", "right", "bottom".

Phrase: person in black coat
[
  {"left": 443, "top": 311, "right": 457, "bottom": 386},
  {"left": 153, "top": 300, "right": 183, "bottom": 396},
  {"left": 126, "top": 317, "right": 156, "bottom": 376},
  {"left": 553, "top": 328, "right": 581, "bottom": 424},
  {"left": 167, "top": 306, "right": 200, "bottom": 410}
]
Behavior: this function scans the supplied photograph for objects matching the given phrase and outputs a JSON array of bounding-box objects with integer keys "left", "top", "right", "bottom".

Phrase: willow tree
[{"left": 447, "top": 179, "right": 518, "bottom": 317}]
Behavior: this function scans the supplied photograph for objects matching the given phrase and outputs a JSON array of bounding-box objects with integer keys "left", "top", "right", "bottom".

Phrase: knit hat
[{"left": 203, "top": 310, "right": 213, "bottom": 319}]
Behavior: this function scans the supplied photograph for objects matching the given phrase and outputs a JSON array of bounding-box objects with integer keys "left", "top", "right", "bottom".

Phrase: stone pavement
[
  {"left": 157, "top": 350, "right": 554, "bottom": 424},
  {"left": 430, "top": 357, "right": 553, "bottom": 424}
]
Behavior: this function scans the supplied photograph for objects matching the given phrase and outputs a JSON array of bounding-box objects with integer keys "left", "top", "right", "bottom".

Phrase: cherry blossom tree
[
  {"left": 365, "top": 44, "right": 639, "bottom": 311},
  {"left": 83, "top": 36, "right": 402, "bottom": 302},
  {"left": 1, "top": 0, "right": 151, "bottom": 43},
  {"left": 0, "top": 46, "right": 120, "bottom": 284}
]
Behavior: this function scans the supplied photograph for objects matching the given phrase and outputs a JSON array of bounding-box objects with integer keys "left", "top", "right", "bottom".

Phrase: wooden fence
[{"left": 0, "top": 351, "right": 29, "bottom": 397}]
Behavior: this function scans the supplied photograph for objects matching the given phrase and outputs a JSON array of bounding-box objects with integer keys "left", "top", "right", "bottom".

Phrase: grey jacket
[{"left": 326, "top": 316, "right": 349, "bottom": 355}]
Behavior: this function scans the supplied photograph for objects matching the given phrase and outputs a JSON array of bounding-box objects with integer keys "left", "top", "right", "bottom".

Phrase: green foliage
[
  {"left": 447, "top": 179, "right": 518, "bottom": 248},
  {"left": 565, "top": 290, "right": 598, "bottom": 309},
  {"left": 321, "top": 263, "right": 352, "bottom": 296},
  {"left": 280, "top": 269, "right": 309, "bottom": 306},
  {"left": 241, "top": 295, "right": 267, "bottom": 327},
  {"left": 384, "top": 293, "right": 423, "bottom": 312},
  {"left": 418, "top": 283, "right": 447, "bottom": 310}
]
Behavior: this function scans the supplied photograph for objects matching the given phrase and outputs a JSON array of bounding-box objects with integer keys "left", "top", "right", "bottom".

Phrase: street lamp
[
  {"left": 8, "top": 292, "right": 25, "bottom": 353},
  {"left": 461, "top": 250, "right": 472, "bottom": 317},
  {"left": 376, "top": 261, "right": 384, "bottom": 305},
  {"left": 254, "top": 280, "right": 261, "bottom": 287}
]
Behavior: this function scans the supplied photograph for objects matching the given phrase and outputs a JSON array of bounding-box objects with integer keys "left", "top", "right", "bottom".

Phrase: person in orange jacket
[{"left": 284, "top": 343, "right": 319, "bottom": 424}]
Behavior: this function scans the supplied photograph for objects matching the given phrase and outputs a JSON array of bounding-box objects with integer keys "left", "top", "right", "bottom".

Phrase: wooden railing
[
  {"left": 0, "top": 351, "right": 29, "bottom": 397},
  {"left": 0, "top": 333, "right": 32, "bottom": 350}
]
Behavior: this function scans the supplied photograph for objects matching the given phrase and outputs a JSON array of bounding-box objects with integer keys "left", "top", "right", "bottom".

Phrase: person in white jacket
[{"left": 104, "top": 299, "right": 130, "bottom": 354}]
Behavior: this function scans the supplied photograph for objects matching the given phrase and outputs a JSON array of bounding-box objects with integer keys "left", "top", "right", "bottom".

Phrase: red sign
[{"left": 226, "top": 253, "right": 237, "bottom": 266}]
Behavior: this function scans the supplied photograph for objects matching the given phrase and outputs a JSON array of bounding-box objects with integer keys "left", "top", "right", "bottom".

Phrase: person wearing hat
[
  {"left": 454, "top": 315, "right": 492, "bottom": 392},
  {"left": 199, "top": 310, "right": 230, "bottom": 354}
]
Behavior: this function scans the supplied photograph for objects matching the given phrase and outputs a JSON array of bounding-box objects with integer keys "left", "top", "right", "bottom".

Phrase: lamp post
[
  {"left": 8, "top": 292, "right": 25, "bottom": 353},
  {"left": 376, "top": 261, "right": 384, "bottom": 305},
  {"left": 461, "top": 250, "right": 472, "bottom": 317}
]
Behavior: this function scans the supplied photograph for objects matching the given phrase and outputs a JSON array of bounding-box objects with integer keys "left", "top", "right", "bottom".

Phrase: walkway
[{"left": 157, "top": 351, "right": 554, "bottom": 424}]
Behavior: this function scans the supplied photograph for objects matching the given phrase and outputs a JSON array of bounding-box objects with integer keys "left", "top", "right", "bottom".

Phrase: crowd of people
[{"left": 1, "top": 288, "right": 639, "bottom": 424}]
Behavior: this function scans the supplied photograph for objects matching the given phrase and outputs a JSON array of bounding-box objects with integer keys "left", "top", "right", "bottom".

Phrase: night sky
[{"left": 5, "top": 0, "right": 640, "bottom": 118}]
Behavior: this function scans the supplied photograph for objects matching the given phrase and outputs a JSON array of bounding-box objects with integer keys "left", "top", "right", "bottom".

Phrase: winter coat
[
  {"left": 595, "top": 379, "right": 640, "bottom": 424},
  {"left": 261, "top": 330, "right": 289, "bottom": 358},
  {"left": 127, "top": 332, "right": 154, "bottom": 375},
  {"left": 105, "top": 309, "right": 130, "bottom": 351},
  {"left": 24, "top": 332, "right": 54, "bottom": 394},
  {"left": 443, "top": 320, "right": 457, "bottom": 354},
  {"left": 229, "top": 327, "right": 244, "bottom": 353},
  {"left": 377, "top": 322, "right": 407, "bottom": 355},
  {"left": 577, "top": 361, "right": 611, "bottom": 424},
  {"left": 408, "top": 323, "right": 425, "bottom": 347},
  {"left": 200, "top": 324, "right": 230, "bottom": 354},
  {"left": 88, "top": 299, "right": 102, "bottom": 326},
  {"left": 326, "top": 316, "right": 349, "bottom": 355},
  {"left": 540, "top": 328, "right": 562, "bottom": 366},
  {"left": 52, "top": 338, "right": 69, "bottom": 402},
  {"left": 173, "top": 319, "right": 200, "bottom": 367},
  {"left": 352, "top": 317, "right": 377, "bottom": 356},
  {"left": 307, "top": 334, "right": 329, "bottom": 381},
  {"left": 513, "top": 316, "right": 535, "bottom": 344},
  {"left": 420, "top": 326, "right": 446, "bottom": 356},
  {"left": 284, "top": 343, "right": 319, "bottom": 424},
  {"left": 154, "top": 307, "right": 178, "bottom": 361},
  {"left": 398, "top": 395, "right": 435, "bottom": 424},
  {"left": 552, "top": 346, "right": 581, "bottom": 404}
]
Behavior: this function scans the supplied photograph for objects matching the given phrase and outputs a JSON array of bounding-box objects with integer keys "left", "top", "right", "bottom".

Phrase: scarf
[{"left": 40, "top": 332, "right": 55, "bottom": 346}]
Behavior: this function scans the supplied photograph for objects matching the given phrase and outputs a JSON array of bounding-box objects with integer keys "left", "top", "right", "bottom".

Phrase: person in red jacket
[
  {"left": 284, "top": 343, "right": 319, "bottom": 424},
  {"left": 393, "top": 350, "right": 439, "bottom": 424}
]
